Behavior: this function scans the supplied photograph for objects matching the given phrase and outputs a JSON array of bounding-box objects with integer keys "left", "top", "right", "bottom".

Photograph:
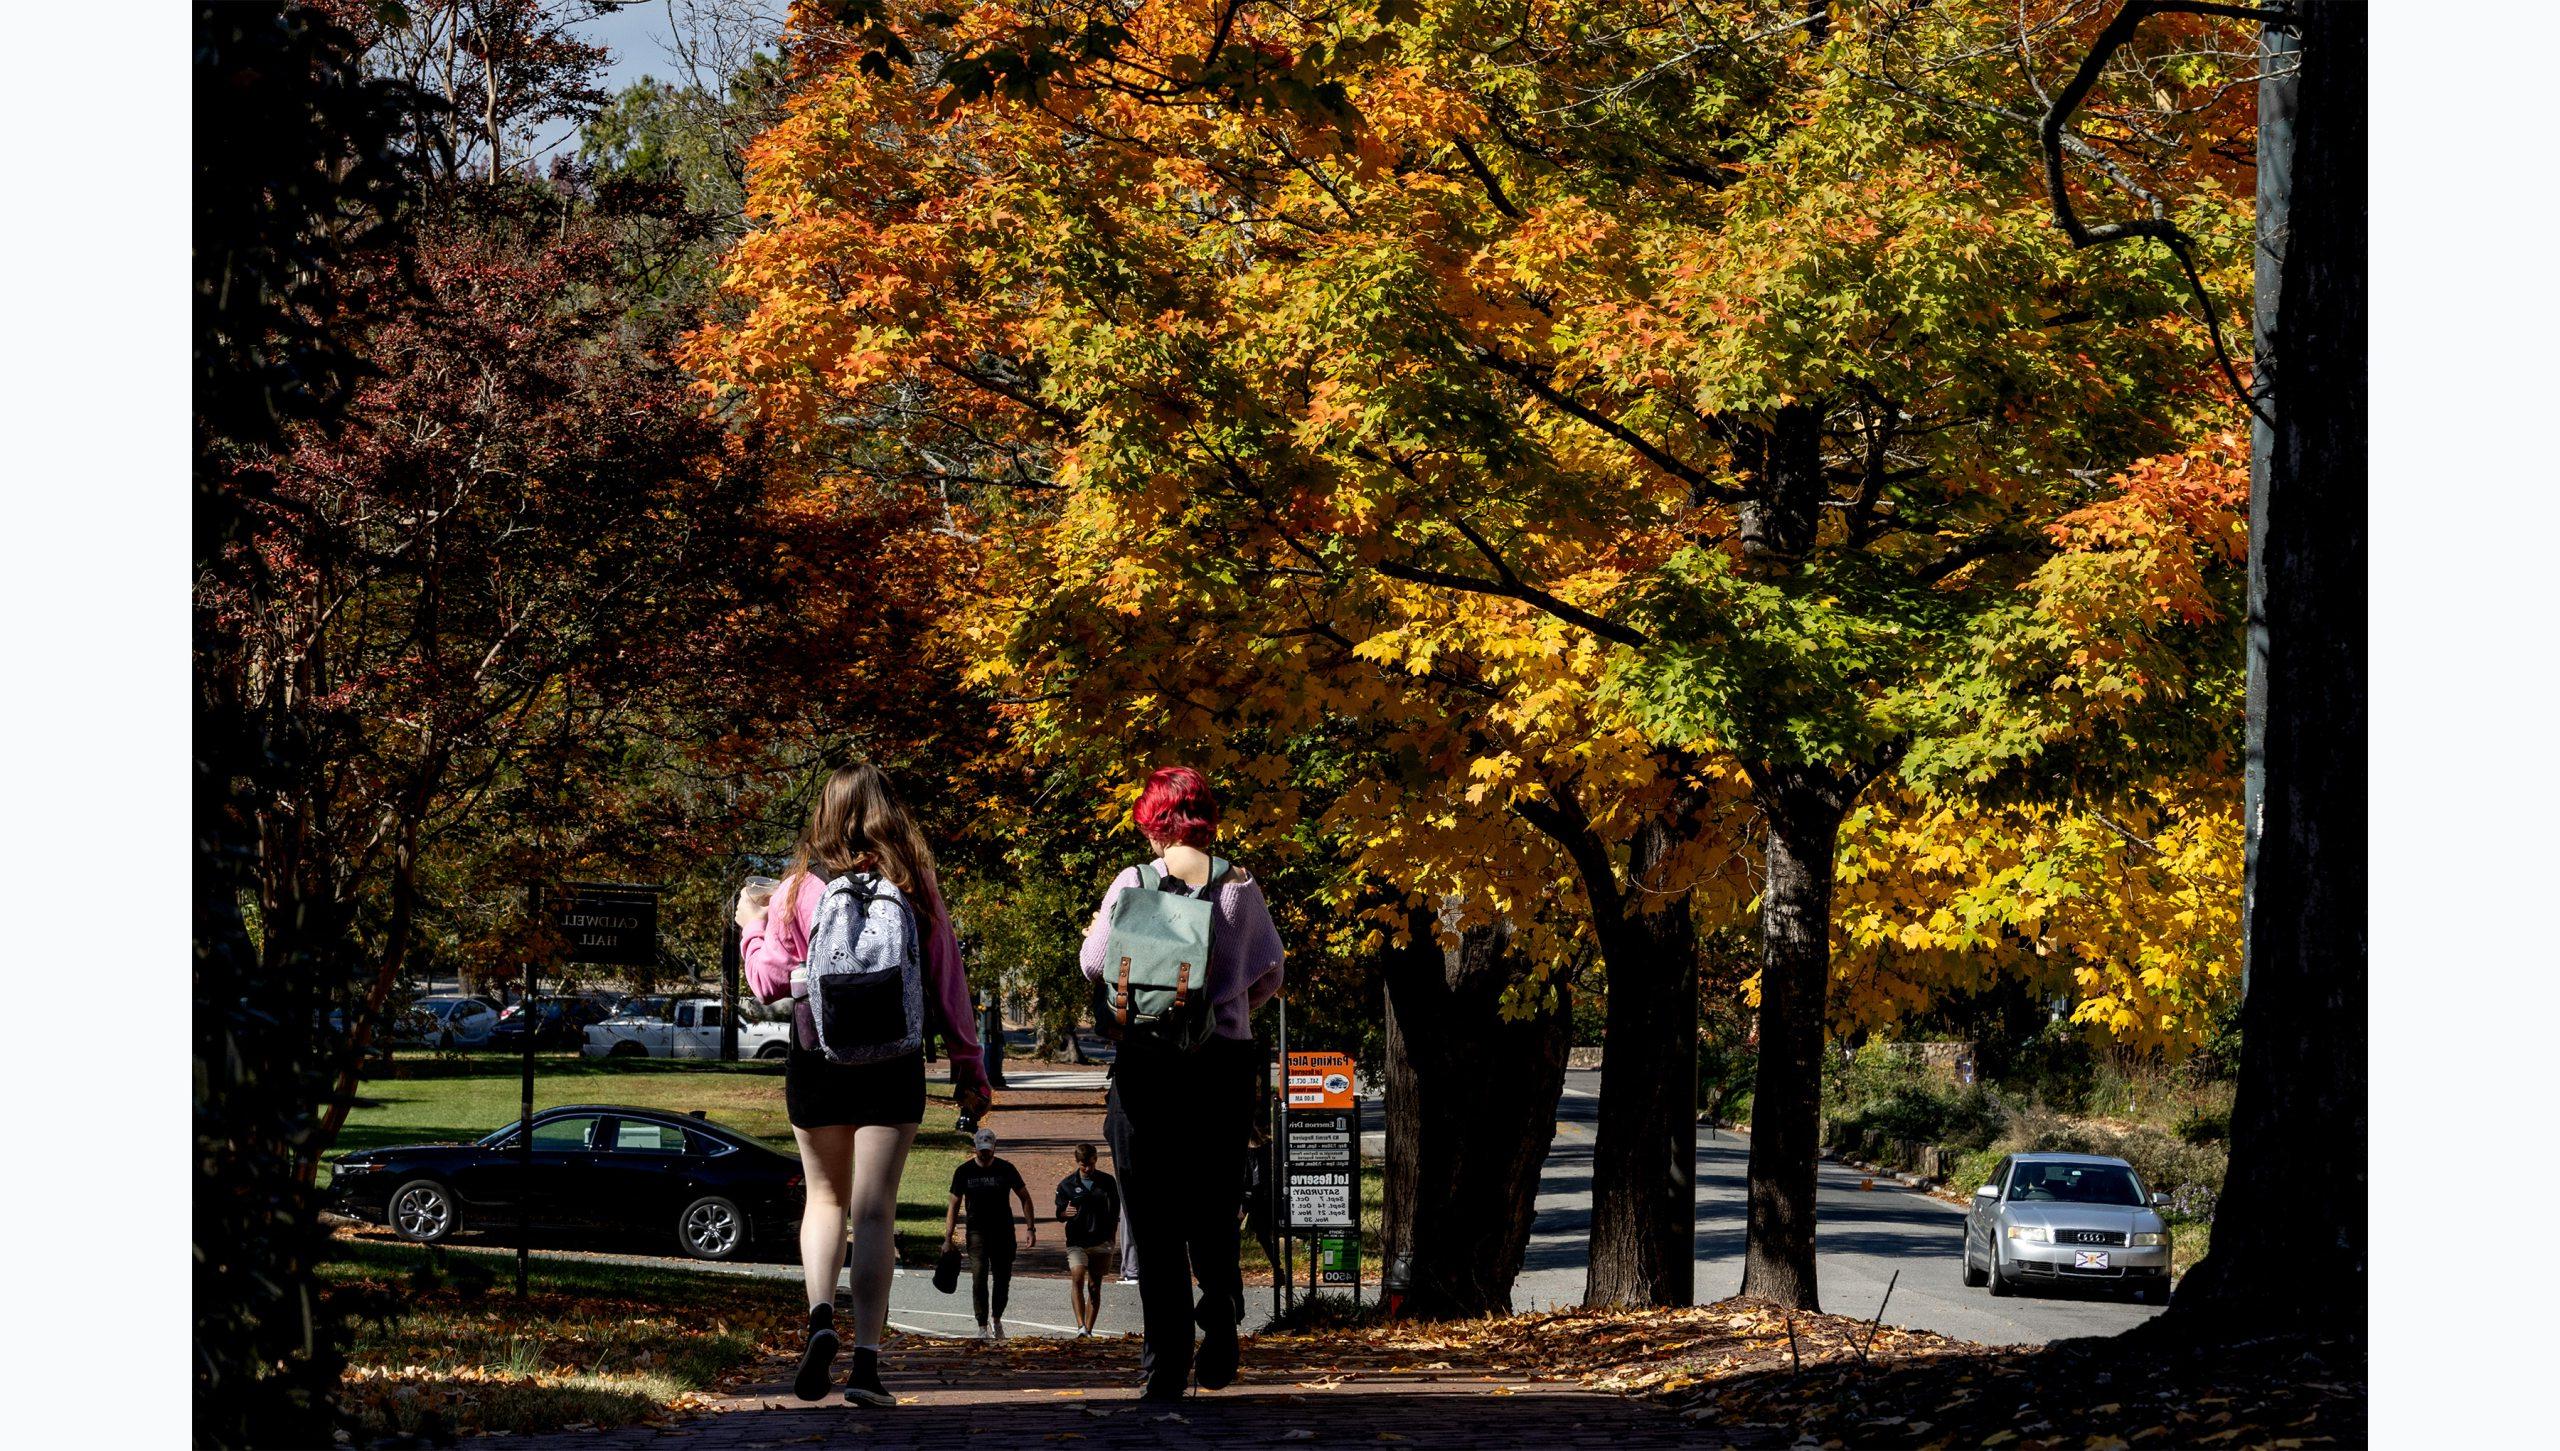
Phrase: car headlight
[
  {"left": 2131, "top": 1231, "right": 2169, "bottom": 1247},
  {"left": 2004, "top": 1224, "right": 2051, "bottom": 1243}
]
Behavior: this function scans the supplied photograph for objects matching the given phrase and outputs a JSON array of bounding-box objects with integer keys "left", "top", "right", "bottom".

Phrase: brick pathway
[{"left": 497, "top": 1327, "right": 1725, "bottom": 1449}]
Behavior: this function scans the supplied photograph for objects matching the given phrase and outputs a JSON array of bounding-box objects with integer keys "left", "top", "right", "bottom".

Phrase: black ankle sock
[{"left": 809, "top": 1302, "right": 835, "bottom": 1332}]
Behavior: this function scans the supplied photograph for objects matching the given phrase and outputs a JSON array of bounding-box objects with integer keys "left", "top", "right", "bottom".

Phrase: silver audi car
[{"left": 1961, "top": 1152, "right": 2173, "bottom": 1304}]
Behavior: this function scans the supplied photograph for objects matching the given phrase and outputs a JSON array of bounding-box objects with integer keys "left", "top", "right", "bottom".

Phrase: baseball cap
[{"left": 972, "top": 1127, "right": 997, "bottom": 1151}]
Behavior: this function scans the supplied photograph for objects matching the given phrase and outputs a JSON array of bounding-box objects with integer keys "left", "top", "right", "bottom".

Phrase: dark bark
[
  {"left": 2163, "top": 0, "right": 2364, "bottom": 1339},
  {"left": 1737, "top": 404, "right": 1825, "bottom": 564},
  {"left": 1738, "top": 767, "right": 1858, "bottom": 1311},
  {"left": 1582, "top": 821, "right": 1701, "bottom": 1307},
  {"left": 1380, "top": 915, "right": 1572, "bottom": 1318},
  {"left": 2241, "top": 15, "right": 2296, "bottom": 994}
]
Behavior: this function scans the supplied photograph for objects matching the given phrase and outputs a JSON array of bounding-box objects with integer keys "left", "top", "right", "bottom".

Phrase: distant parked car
[
  {"left": 328, "top": 1104, "right": 804, "bottom": 1260},
  {"left": 1962, "top": 1152, "right": 2173, "bottom": 1304},
  {"left": 488, "top": 997, "right": 616, "bottom": 1052},
  {"left": 583, "top": 996, "right": 790, "bottom": 1061},
  {"left": 418, "top": 996, "right": 502, "bottom": 1047}
]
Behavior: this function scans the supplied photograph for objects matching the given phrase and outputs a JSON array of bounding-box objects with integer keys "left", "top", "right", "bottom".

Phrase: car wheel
[
  {"left": 1961, "top": 1228, "right": 1988, "bottom": 1288},
  {"left": 756, "top": 1041, "right": 790, "bottom": 1061},
  {"left": 389, "top": 1179, "right": 460, "bottom": 1244},
  {"left": 1986, "top": 1246, "right": 2014, "bottom": 1297},
  {"left": 678, "top": 1195, "right": 748, "bottom": 1260},
  {"left": 609, "top": 1041, "right": 645, "bottom": 1058}
]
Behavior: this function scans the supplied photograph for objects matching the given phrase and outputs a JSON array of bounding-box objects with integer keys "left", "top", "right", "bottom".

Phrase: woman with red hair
[{"left": 1079, "top": 766, "right": 1284, "bottom": 1400}]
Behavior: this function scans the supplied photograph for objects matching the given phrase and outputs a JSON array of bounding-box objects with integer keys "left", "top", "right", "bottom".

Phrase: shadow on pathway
[{"left": 498, "top": 1323, "right": 1747, "bottom": 1449}]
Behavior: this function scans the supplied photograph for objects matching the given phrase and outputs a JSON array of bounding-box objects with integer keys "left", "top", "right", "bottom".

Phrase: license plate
[{"left": 2073, "top": 1250, "right": 2111, "bottom": 1270}]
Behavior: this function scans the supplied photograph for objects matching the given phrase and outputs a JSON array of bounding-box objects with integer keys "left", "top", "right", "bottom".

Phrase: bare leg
[
  {"left": 1067, "top": 1265, "right": 1089, "bottom": 1331},
  {"left": 845, "top": 1122, "right": 918, "bottom": 1350},
  {"left": 792, "top": 1124, "right": 859, "bottom": 1310}
]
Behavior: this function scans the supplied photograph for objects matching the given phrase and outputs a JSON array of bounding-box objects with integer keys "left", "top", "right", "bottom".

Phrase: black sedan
[{"left": 329, "top": 1105, "right": 804, "bottom": 1260}]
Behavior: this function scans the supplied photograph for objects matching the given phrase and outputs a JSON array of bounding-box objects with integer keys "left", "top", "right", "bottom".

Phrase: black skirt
[{"left": 784, "top": 1046, "right": 925, "bottom": 1129}]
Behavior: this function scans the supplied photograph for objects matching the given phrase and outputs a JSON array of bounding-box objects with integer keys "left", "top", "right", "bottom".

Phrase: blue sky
[{"left": 527, "top": 1, "right": 703, "bottom": 160}]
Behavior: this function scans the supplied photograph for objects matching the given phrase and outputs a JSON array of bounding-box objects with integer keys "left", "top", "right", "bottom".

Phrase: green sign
[{"left": 1315, "top": 1229, "right": 1358, "bottom": 1287}]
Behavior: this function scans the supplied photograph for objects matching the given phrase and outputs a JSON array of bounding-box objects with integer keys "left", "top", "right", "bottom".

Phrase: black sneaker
[
  {"left": 792, "top": 1305, "right": 839, "bottom": 1401},
  {"left": 1194, "top": 1323, "right": 1238, "bottom": 1391},
  {"left": 843, "top": 1346, "right": 894, "bottom": 1408}
]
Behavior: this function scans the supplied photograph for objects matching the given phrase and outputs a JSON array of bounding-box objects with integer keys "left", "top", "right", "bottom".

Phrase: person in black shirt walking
[
  {"left": 1053, "top": 1144, "right": 1122, "bottom": 1338},
  {"left": 944, "top": 1128, "right": 1034, "bottom": 1338}
]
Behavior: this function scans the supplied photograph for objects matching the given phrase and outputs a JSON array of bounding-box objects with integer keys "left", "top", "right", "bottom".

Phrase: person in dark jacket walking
[
  {"left": 1054, "top": 1144, "right": 1123, "bottom": 1337},
  {"left": 1080, "top": 767, "right": 1285, "bottom": 1400}
]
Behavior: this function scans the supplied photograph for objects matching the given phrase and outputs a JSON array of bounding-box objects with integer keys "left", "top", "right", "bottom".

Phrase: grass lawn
[
  {"left": 330, "top": 1056, "right": 972, "bottom": 1260},
  {"left": 320, "top": 1237, "right": 802, "bottom": 1440}
]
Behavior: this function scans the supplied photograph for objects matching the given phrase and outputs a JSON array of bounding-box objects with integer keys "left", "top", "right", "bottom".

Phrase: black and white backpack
[{"left": 796, "top": 873, "right": 924, "bottom": 1064}]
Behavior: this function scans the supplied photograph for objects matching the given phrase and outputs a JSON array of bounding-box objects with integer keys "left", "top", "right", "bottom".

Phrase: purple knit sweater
[{"left": 1078, "top": 860, "right": 1286, "bottom": 1041}]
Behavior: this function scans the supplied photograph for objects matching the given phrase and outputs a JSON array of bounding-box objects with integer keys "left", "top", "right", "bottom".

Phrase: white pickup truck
[{"left": 582, "top": 996, "right": 791, "bottom": 1061}]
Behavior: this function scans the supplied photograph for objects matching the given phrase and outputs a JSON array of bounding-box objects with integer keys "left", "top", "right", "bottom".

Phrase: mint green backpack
[{"left": 1099, "top": 859, "right": 1229, "bottom": 1051}]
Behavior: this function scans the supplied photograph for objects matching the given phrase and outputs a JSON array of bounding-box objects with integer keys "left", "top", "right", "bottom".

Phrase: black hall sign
[{"left": 551, "top": 883, "right": 659, "bottom": 967}]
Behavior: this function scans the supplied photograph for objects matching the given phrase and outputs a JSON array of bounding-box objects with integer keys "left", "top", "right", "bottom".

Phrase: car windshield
[{"left": 2007, "top": 1162, "right": 2145, "bottom": 1206}]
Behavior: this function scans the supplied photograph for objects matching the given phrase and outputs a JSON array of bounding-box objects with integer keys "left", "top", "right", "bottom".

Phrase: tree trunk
[
  {"left": 1738, "top": 404, "right": 1824, "bottom": 564},
  {"left": 1738, "top": 768, "right": 1855, "bottom": 1311},
  {"left": 1583, "top": 821, "right": 1700, "bottom": 1307},
  {"left": 2163, "top": 0, "right": 2364, "bottom": 1338},
  {"left": 2240, "top": 13, "right": 2296, "bottom": 996},
  {"left": 1380, "top": 914, "right": 1571, "bottom": 1318}
]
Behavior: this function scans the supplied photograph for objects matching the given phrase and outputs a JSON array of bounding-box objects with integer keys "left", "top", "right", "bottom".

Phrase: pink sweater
[
  {"left": 741, "top": 873, "right": 988, "bottom": 1096},
  {"left": 1079, "top": 861, "right": 1286, "bottom": 1041}
]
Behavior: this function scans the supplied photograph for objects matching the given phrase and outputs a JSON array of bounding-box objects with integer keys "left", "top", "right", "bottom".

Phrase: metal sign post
[
  {"left": 1283, "top": 1049, "right": 1359, "bottom": 1308},
  {"left": 516, "top": 885, "right": 542, "bottom": 1298},
  {"left": 516, "top": 880, "right": 661, "bottom": 1296},
  {"left": 1276, "top": 992, "right": 1290, "bottom": 1316}
]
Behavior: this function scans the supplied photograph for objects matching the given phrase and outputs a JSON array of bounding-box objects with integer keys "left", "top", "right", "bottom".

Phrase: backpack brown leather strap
[
  {"left": 1115, "top": 957, "right": 1133, "bottom": 1026},
  {"left": 1173, "top": 962, "right": 1191, "bottom": 1009}
]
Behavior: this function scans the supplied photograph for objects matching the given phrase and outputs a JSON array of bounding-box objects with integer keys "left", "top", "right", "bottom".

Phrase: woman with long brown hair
[{"left": 738, "top": 763, "right": 992, "bottom": 1407}]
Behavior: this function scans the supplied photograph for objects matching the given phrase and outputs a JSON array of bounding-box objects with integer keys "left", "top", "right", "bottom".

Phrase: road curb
[{"left": 1817, "top": 1147, "right": 1971, "bottom": 1209}]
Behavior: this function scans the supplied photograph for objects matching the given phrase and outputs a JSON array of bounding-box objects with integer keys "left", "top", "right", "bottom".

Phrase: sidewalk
[
  {"left": 940, "top": 1059, "right": 1112, "bottom": 1278},
  {"left": 495, "top": 1322, "right": 1718, "bottom": 1449}
]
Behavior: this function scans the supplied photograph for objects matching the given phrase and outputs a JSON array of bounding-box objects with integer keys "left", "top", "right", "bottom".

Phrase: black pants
[
  {"left": 967, "top": 1227, "right": 1014, "bottom": 1325},
  {"left": 1104, "top": 1035, "right": 1254, "bottom": 1391}
]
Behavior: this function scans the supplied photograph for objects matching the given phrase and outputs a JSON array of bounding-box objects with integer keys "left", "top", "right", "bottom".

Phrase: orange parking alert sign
[{"left": 1286, "top": 1050, "right": 1355, "bottom": 1110}]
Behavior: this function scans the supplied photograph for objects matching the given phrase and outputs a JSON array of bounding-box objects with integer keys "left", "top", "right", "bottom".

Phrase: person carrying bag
[
  {"left": 1079, "top": 766, "right": 1284, "bottom": 1401},
  {"left": 739, "top": 763, "right": 992, "bottom": 1409}
]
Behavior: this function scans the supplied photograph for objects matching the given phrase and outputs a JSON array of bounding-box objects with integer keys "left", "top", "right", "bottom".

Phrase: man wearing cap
[{"left": 945, "top": 1128, "right": 1035, "bottom": 1338}]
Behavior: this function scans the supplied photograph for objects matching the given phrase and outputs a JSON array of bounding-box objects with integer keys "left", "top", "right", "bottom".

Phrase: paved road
[{"left": 1508, "top": 1069, "right": 2160, "bottom": 1345}]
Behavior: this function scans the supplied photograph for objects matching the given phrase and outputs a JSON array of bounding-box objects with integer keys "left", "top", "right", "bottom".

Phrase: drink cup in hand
[{"left": 734, "top": 875, "right": 779, "bottom": 930}]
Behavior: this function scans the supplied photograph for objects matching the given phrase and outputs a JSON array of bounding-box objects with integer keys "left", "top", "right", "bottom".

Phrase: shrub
[
  {"left": 2175, "top": 1102, "right": 2231, "bottom": 1145},
  {"left": 1823, "top": 1042, "right": 2010, "bottom": 1157},
  {"left": 1948, "top": 1145, "right": 2007, "bottom": 1196},
  {"left": 2113, "top": 1126, "right": 2227, "bottom": 1200}
]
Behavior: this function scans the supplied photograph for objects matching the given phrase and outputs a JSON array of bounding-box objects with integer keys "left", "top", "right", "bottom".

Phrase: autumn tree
[
  {"left": 699, "top": 0, "right": 2255, "bottom": 1313},
  {"left": 195, "top": 4, "right": 415, "bottom": 1441},
  {"left": 346, "top": 0, "right": 615, "bottom": 183},
  {"left": 2025, "top": 0, "right": 2362, "bottom": 1341}
]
